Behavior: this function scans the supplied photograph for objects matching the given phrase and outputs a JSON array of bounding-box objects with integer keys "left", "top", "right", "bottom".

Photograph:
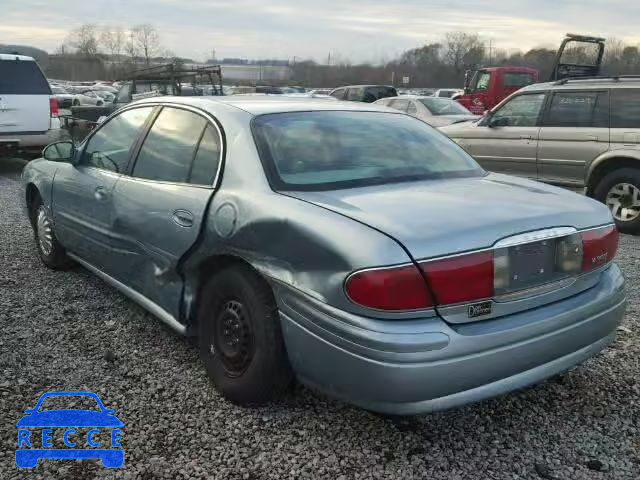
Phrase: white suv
[{"left": 0, "top": 54, "right": 69, "bottom": 157}]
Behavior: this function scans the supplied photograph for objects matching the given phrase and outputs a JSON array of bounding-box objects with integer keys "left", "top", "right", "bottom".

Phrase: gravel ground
[{"left": 0, "top": 158, "right": 639, "bottom": 479}]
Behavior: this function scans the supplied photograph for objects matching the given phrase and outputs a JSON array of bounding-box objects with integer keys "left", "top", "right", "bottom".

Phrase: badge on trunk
[{"left": 468, "top": 301, "right": 492, "bottom": 318}]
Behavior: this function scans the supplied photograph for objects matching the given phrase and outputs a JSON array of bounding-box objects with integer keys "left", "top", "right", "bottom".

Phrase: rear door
[
  {"left": 538, "top": 90, "right": 609, "bottom": 187},
  {"left": 0, "top": 57, "right": 51, "bottom": 133},
  {"left": 609, "top": 89, "right": 640, "bottom": 150},
  {"left": 109, "top": 106, "right": 223, "bottom": 318}
]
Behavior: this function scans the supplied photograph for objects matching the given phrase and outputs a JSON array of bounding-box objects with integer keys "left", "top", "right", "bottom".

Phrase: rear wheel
[
  {"left": 197, "top": 265, "right": 293, "bottom": 405},
  {"left": 594, "top": 168, "right": 640, "bottom": 234},
  {"left": 31, "top": 199, "right": 72, "bottom": 269}
]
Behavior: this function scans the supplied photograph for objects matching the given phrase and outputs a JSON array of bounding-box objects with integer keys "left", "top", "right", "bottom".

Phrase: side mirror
[
  {"left": 42, "top": 141, "right": 75, "bottom": 163},
  {"left": 489, "top": 116, "right": 509, "bottom": 128}
]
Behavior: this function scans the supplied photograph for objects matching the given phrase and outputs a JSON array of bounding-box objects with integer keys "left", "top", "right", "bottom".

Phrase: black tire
[
  {"left": 30, "top": 198, "right": 72, "bottom": 270},
  {"left": 197, "top": 265, "right": 293, "bottom": 405},
  {"left": 73, "top": 99, "right": 80, "bottom": 106},
  {"left": 594, "top": 168, "right": 640, "bottom": 235}
]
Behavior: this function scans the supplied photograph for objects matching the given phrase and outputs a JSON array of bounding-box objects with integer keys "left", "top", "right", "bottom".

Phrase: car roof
[
  {"left": 520, "top": 78, "right": 640, "bottom": 92},
  {"left": 331, "top": 85, "right": 395, "bottom": 89},
  {"left": 135, "top": 95, "right": 395, "bottom": 116},
  {"left": 0, "top": 53, "right": 35, "bottom": 61}
]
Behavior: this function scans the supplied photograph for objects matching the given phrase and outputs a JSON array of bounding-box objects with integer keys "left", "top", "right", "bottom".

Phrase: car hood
[
  {"left": 16, "top": 410, "right": 123, "bottom": 427},
  {"left": 430, "top": 114, "right": 479, "bottom": 127},
  {"left": 285, "top": 173, "right": 613, "bottom": 260}
]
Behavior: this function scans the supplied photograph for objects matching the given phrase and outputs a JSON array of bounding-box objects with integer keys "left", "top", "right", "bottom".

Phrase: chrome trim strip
[
  {"left": 68, "top": 253, "right": 186, "bottom": 335},
  {"left": 493, "top": 227, "right": 577, "bottom": 248}
]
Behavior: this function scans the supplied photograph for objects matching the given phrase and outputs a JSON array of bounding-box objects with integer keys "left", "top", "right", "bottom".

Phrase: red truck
[{"left": 455, "top": 34, "right": 605, "bottom": 115}]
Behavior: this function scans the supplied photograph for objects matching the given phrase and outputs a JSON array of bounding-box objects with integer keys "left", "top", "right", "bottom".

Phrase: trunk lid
[{"left": 285, "top": 173, "right": 612, "bottom": 261}]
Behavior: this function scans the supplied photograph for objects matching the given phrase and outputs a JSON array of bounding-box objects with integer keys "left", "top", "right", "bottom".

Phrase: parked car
[
  {"left": 441, "top": 77, "right": 640, "bottom": 233},
  {"left": 433, "top": 88, "right": 465, "bottom": 98},
  {"left": 23, "top": 97, "right": 625, "bottom": 415},
  {"left": 374, "top": 96, "right": 480, "bottom": 127},
  {"left": 0, "top": 54, "right": 69, "bottom": 156},
  {"left": 329, "top": 85, "right": 398, "bottom": 103},
  {"left": 50, "top": 85, "right": 76, "bottom": 109},
  {"left": 94, "top": 91, "right": 116, "bottom": 104}
]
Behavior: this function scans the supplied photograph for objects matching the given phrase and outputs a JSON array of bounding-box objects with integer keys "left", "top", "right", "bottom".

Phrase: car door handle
[
  {"left": 94, "top": 186, "right": 108, "bottom": 201},
  {"left": 172, "top": 209, "right": 194, "bottom": 227},
  {"left": 586, "top": 135, "right": 599, "bottom": 142},
  {"left": 520, "top": 135, "right": 533, "bottom": 140}
]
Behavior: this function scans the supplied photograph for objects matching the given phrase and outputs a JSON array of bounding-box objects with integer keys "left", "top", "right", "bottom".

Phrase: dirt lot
[{"left": 1, "top": 157, "right": 639, "bottom": 479}]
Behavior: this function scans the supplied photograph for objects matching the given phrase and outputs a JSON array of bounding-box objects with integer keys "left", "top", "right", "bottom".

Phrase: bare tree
[
  {"left": 125, "top": 29, "right": 139, "bottom": 64},
  {"left": 70, "top": 24, "right": 100, "bottom": 57},
  {"left": 443, "top": 31, "right": 484, "bottom": 73},
  {"left": 133, "top": 24, "right": 161, "bottom": 64},
  {"left": 101, "top": 26, "right": 125, "bottom": 59}
]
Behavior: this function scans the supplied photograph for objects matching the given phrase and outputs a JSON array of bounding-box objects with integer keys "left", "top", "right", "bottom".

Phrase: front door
[
  {"left": 538, "top": 90, "right": 610, "bottom": 187},
  {"left": 109, "top": 106, "right": 223, "bottom": 318},
  {"left": 52, "top": 106, "right": 155, "bottom": 270},
  {"left": 460, "top": 93, "right": 546, "bottom": 180}
]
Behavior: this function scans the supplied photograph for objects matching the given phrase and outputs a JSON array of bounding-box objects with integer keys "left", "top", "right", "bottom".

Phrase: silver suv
[{"left": 441, "top": 77, "right": 640, "bottom": 233}]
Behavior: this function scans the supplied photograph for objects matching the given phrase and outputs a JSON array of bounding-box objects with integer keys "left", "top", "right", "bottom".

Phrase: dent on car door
[
  {"left": 538, "top": 90, "right": 610, "bottom": 187},
  {"left": 462, "top": 93, "right": 545, "bottom": 180},
  {"left": 109, "top": 106, "right": 222, "bottom": 318},
  {"left": 52, "top": 106, "right": 155, "bottom": 270}
]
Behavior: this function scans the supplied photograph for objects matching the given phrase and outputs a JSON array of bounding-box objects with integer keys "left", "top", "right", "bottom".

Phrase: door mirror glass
[{"left": 42, "top": 141, "right": 75, "bottom": 162}]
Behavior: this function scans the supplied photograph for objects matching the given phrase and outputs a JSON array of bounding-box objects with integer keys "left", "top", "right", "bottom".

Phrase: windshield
[
  {"left": 252, "top": 111, "right": 484, "bottom": 191},
  {"left": 419, "top": 98, "right": 471, "bottom": 116}
]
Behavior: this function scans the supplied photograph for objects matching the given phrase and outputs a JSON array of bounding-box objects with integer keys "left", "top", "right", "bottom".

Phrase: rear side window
[
  {"left": 610, "top": 89, "right": 640, "bottom": 128},
  {"left": 132, "top": 107, "right": 207, "bottom": 183},
  {"left": 388, "top": 99, "right": 409, "bottom": 112},
  {"left": 544, "top": 91, "right": 608, "bottom": 128},
  {"left": 189, "top": 125, "right": 222, "bottom": 185},
  {"left": 0, "top": 59, "right": 50, "bottom": 95}
]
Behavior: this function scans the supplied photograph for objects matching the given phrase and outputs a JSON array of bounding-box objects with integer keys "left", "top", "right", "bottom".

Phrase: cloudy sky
[{"left": 2, "top": 0, "right": 640, "bottom": 62}]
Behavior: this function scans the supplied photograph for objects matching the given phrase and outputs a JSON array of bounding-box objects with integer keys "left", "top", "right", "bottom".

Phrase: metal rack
[{"left": 120, "top": 63, "right": 224, "bottom": 96}]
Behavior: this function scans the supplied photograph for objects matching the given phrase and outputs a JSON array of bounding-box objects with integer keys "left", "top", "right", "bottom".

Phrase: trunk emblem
[{"left": 468, "top": 301, "right": 493, "bottom": 318}]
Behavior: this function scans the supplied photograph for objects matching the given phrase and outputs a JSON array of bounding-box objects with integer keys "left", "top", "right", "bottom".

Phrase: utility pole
[{"left": 327, "top": 52, "right": 331, "bottom": 66}]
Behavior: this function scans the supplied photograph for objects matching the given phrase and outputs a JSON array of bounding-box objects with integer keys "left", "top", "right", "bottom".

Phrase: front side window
[
  {"left": 544, "top": 91, "right": 608, "bottom": 127},
  {"left": 330, "top": 88, "right": 345, "bottom": 100},
  {"left": 610, "top": 89, "right": 640, "bottom": 128},
  {"left": 132, "top": 107, "right": 207, "bottom": 183},
  {"left": 473, "top": 72, "right": 491, "bottom": 92},
  {"left": 252, "top": 111, "right": 484, "bottom": 191},
  {"left": 491, "top": 93, "right": 546, "bottom": 127},
  {"left": 82, "top": 107, "right": 153, "bottom": 173}
]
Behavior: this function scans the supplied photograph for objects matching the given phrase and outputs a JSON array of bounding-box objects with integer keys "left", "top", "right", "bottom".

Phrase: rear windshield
[
  {"left": 252, "top": 111, "right": 484, "bottom": 191},
  {"left": 502, "top": 73, "right": 535, "bottom": 88},
  {"left": 0, "top": 59, "right": 51, "bottom": 95},
  {"left": 419, "top": 98, "right": 471, "bottom": 116}
]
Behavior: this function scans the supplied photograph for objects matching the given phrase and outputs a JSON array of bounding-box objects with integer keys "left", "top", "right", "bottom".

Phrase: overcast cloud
[{"left": 2, "top": 0, "right": 640, "bottom": 62}]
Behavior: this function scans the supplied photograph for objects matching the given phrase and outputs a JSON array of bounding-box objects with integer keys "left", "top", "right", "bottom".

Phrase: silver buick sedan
[{"left": 23, "top": 96, "right": 626, "bottom": 415}]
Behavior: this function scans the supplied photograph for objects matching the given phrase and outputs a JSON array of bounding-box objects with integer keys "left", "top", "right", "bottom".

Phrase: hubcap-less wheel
[
  {"left": 211, "top": 300, "right": 254, "bottom": 376},
  {"left": 36, "top": 206, "right": 53, "bottom": 256},
  {"left": 606, "top": 182, "right": 640, "bottom": 222}
]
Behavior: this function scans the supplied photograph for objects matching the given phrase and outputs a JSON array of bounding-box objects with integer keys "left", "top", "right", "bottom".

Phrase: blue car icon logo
[{"left": 16, "top": 391, "right": 124, "bottom": 468}]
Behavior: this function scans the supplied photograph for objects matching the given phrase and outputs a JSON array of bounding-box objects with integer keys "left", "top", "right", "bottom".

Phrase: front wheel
[
  {"left": 594, "top": 168, "right": 640, "bottom": 234},
  {"left": 31, "top": 200, "right": 72, "bottom": 269},
  {"left": 197, "top": 265, "right": 293, "bottom": 405}
]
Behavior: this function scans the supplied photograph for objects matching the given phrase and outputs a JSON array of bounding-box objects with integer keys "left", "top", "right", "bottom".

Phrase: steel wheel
[
  {"left": 606, "top": 182, "right": 640, "bottom": 222},
  {"left": 211, "top": 300, "right": 254, "bottom": 376},
  {"left": 36, "top": 206, "right": 53, "bottom": 256}
]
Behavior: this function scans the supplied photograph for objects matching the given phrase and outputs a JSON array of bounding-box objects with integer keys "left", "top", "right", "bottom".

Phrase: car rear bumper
[
  {"left": 0, "top": 127, "right": 70, "bottom": 154},
  {"left": 278, "top": 263, "right": 626, "bottom": 415}
]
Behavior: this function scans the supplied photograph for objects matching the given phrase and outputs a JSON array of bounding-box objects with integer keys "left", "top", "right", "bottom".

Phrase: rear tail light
[
  {"left": 581, "top": 225, "right": 618, "bottom": 272},
  {"left": 345, "top": 225, "right": 618, "bottom": 311},
  {"left": 49, "top": 97, "right": 59, "bottom": 118},
  {"left": 419, "top": 252, "right": 493, "bottom": 305},
  {"left": 345, "top": 264, "right": 434, "bottom": 310}
]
